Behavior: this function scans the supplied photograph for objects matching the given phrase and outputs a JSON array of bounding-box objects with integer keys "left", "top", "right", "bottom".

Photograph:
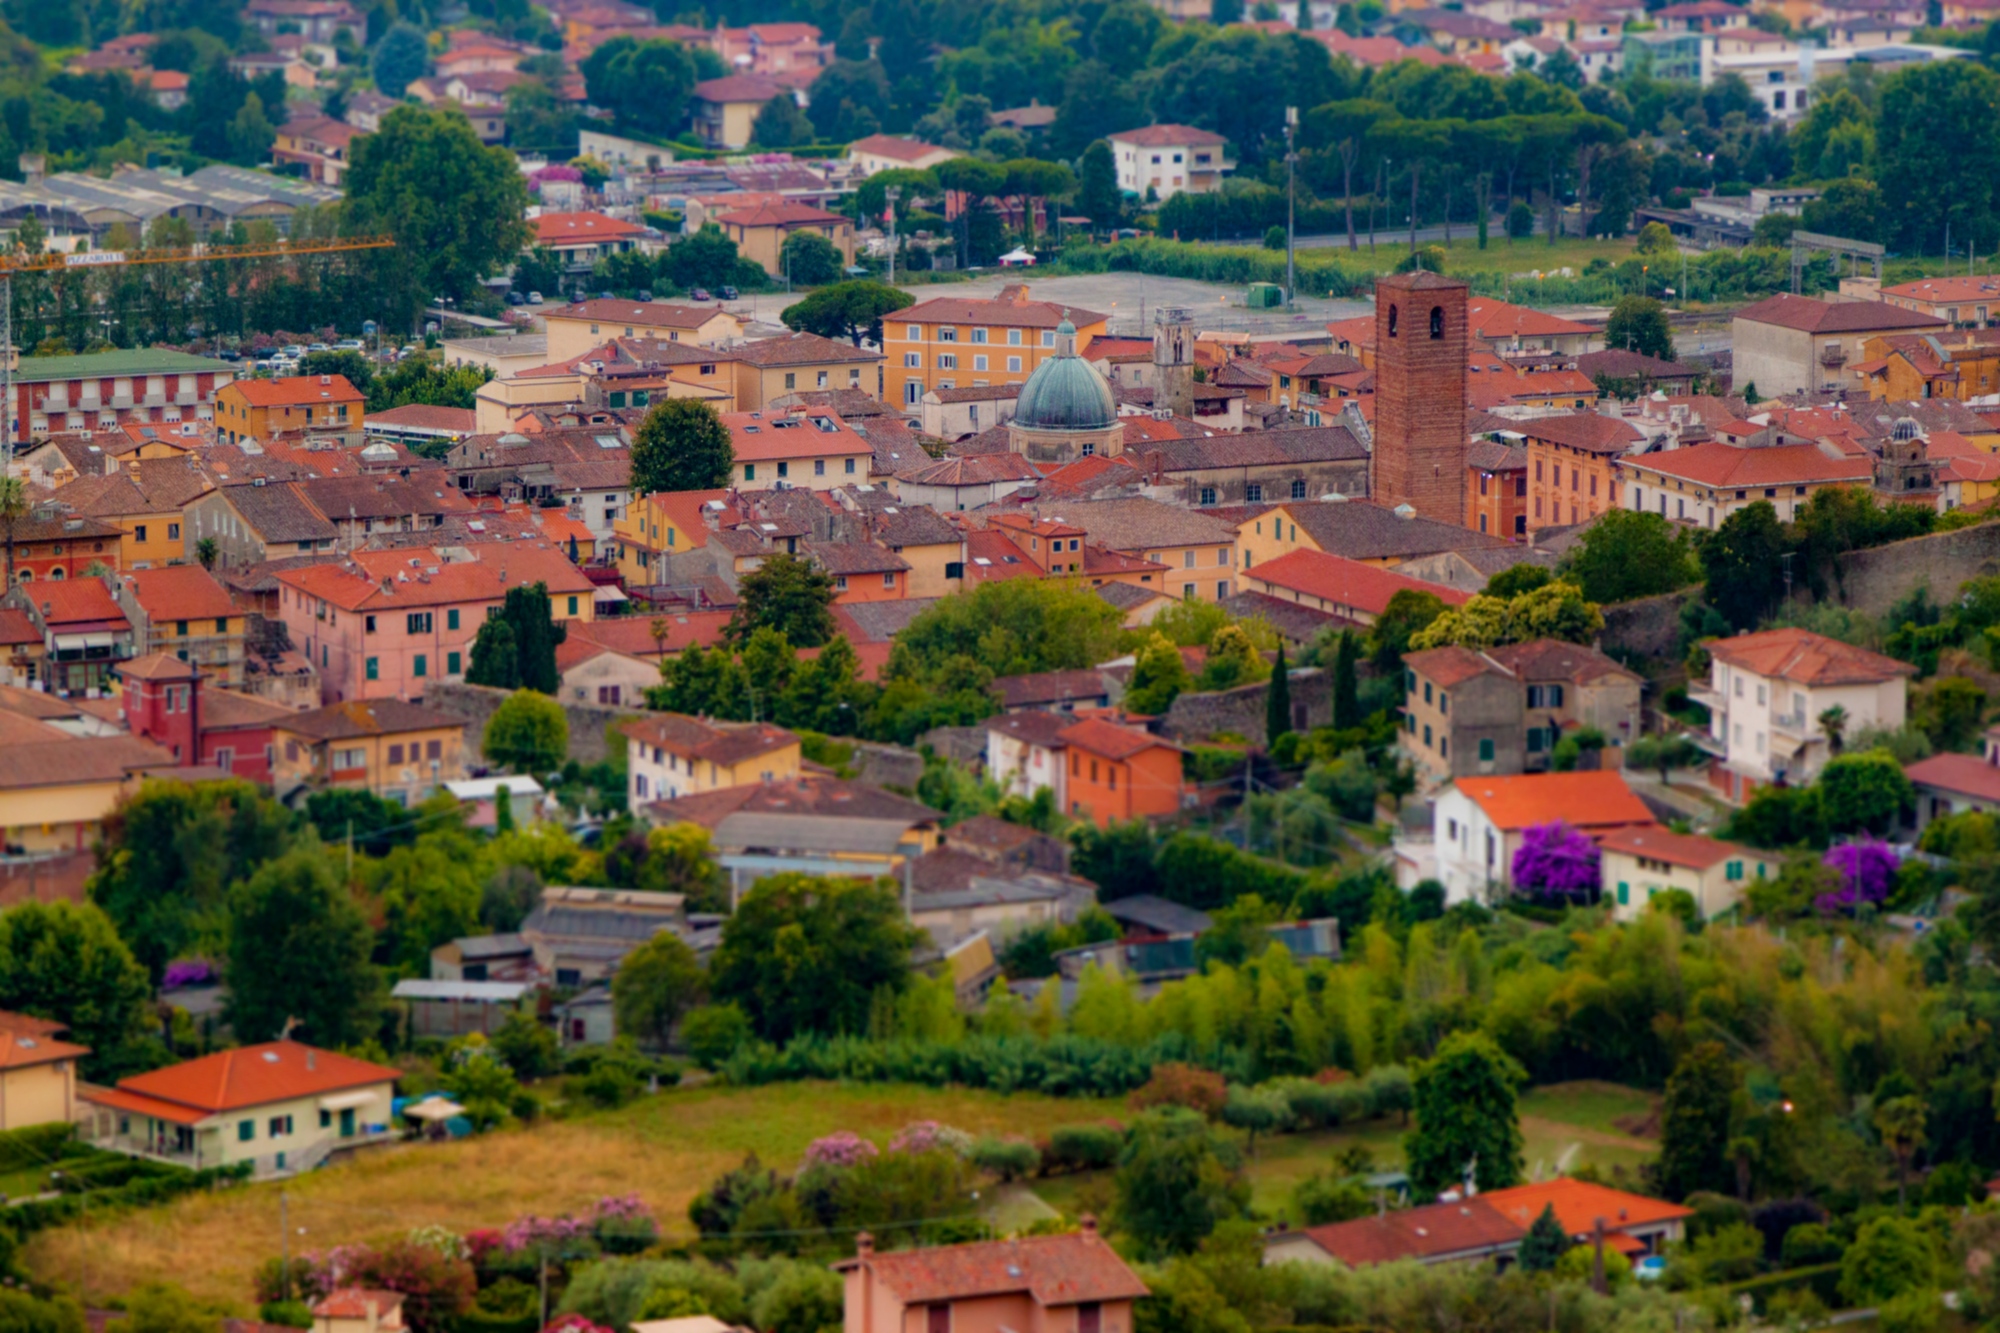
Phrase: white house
[
  {"left": 1596, "top": 825, "right": 1778, "bottom": 921},
  {"left": 1405, "top": 770, "right": 1654, "bottom": 904},
  {"left": 620, "top": 714, "right": 801, "bottom": 812},
  {"left": 1691, "top": 627, "right": 1913, "bottom": 803},
  {"left": 1904, "top": 725, "right": 2000, "bottom": 835},
  {"left": 1109, "top": 125, "right": 1234, "bottom": 201},
  {"left": 985, "top": 711, "right": 1071, "bottom": 809}
]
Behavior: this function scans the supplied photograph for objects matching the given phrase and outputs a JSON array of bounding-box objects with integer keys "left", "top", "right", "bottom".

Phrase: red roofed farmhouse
[
  {"left": 1903, "top": 727, "right": 2000, "bottom": 835},
  {"left": 836, "top": 1222, "right": 1147, "bottom": 1333},
  {"left": 80, "top": 1041, "right": 399, "bottom": 1177},
  {"left": 1416, "top": 770, "right": 1654, "bottom": 903},
  {"left": 533, "top": 211, "right": 646, "bottom": 270}
]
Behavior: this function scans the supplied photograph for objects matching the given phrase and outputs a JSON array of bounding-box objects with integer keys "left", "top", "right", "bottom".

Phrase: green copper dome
[{"left": 1015, "top": 318, "right": 1116, "bottom": 432}]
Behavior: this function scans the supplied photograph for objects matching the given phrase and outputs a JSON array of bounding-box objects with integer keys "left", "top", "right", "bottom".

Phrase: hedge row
[
  {"left": 0, "top": 1123, "right": 88, "bottom": 1174},
  {"left": 1720, "top": 1262, "right": 1844, "bottom": 1315},
  {"left": 719, "top": 1032, "right": 1248, "bottom": 1097},
  {"left": 5, "top": 1163, "right": 249, "bottom": 1235}
]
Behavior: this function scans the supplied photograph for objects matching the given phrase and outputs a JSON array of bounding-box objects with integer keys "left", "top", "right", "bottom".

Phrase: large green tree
[
  {"left": 1604, "top": 295, "right": 1676, "bottom": 361},
  {"left": 370, "top": 22, "right": 428, "bottom": 98},
  {"left": 0, "top": 901, "right": 155, "bottom": 1081},
  {"left": 1654, "top": 1041, "right": 1737, "bottom": 1201},
  {"left": 345, "top": 106, "right": 532, "bottom": 307},
  {"left": 780, "top": 231, "right": 844, "bottom": 286},
  {"left": 1875, "top": 60, "right": 2000, "bottom": 255},
  {"left": 726, "top": 551, "right": 839, "bottom": 649},
  {"left": 1563, "top": 509, "right": 1701, "bottom": 605},
  {"left": 1699, "top": 501, "right": 1789, "bottom": 630},
  {"left": 88, "top": 779, "right": 294, "bottom": 982},
  {"left": 612, "top": 931, "right": 707, "bottom": 1051},
  {"left": 1404, "top": 1030, "right": 1526, "bottom": 1194},
  {"left": 631, "top": 398, "right": 735, "bottom": 496},
  {"left": 484, "top": 689, "right": 569, "bottom": 773},
  {"left": 580, "top": 37, "right": 704, "bottom": 137},
  {"left": 780, "top": 280, "right": 913, "bottom": 346},
  {"left": 365, "top": 826, "right": 484, "bottom": 978},
  {"left": 1113, "top": 1107, "right": 1250, "bottom": 1258},
  {"left": 225, "top": 848, "right": 384, "bottom": 1047},
  {"left": 467, "top": 584, "right": 567, "bottom": 694},
  {"left": 708, "top": 874, "right": 919, "bottom": 1042}
]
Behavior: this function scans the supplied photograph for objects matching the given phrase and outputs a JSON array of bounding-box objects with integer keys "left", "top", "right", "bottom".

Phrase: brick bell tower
[{"left": 1370, "top": 270, "right": 1469, "bottom": 523}]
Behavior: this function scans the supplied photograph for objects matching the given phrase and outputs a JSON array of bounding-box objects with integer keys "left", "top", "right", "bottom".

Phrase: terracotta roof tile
[
  {"left": 122, "top": 566, "right": 235, "bottom": 623},
  {"left": 1480, "top": 1179, "right": 1695, "bottom": 1237},
  {"left": 1245, "top": 548, "right": 1471, "bottom": 617},
  {"left": 98, "top": 1039, "right": 397, "bottom": 1115},
  {"left": 225, "top": 374, "right": 363, "bottom": 407},
  {"left": 1058, "top": 716, "right": 1177, "bottom": 760},
  {"left": 1704, "top": 627, "right": 1914, "bottom": 686},
  {"left": 1293, "top": 1196, "right": 1522, "bottom": 1266},
  {"left": 1453, "top": 770, "right": 1654, "bottom": 831},
  {"left": 1598, "top": 824, "right": 1756, "bottom": 869},
  {"left": 845, "top": 1230, "right": 1148, "bottom": 1306},
  {"left": 1734, "top": 294, "right": 1945, "bottom": 335}
]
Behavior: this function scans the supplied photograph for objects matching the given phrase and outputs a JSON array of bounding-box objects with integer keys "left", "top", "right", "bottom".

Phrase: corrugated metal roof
[{"left": 714, "top": 812, "right": 928, "bottom": 856}]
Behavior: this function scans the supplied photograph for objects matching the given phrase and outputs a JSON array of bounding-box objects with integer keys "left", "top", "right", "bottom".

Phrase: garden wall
[
  {"left": 1834, "top": 521, "right": 2000, "bottom": 617},
  {"left": 1160, "top": 668, "right": 1332, "bottom": 742},
  {"left": 422, "top": 681, "right": 645, "bottom": 766},
  {"left": 1600, "top": 589, "right": 1696, "bottom": 667}
]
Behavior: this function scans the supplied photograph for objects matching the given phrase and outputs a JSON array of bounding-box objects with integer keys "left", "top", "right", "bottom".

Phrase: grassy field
[{"left": 22, "top": 1078, "right": 1659, "bottom": 1313}]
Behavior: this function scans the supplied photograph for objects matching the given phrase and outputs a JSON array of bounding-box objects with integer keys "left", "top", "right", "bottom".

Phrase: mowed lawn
[
  {"left": 23, "top": 1079, "right": 1659, "bottom": 1312},
  {"left": 23, "top": 1082, "right": 1122, "bottom": 1313}
]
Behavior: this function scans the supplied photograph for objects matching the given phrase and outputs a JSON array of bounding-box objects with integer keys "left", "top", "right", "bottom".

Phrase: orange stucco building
[{"left": 1059, "top": 717, "right": 1183, "bottom": 828}]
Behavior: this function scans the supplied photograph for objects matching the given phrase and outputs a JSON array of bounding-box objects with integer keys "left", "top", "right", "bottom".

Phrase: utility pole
[{"left": 1285, "top": 106, "right": 1299, "bottom": 307}]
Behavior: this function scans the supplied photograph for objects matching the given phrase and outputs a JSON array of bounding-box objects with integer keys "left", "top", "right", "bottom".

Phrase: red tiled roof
[
  {"left": 1110, "top": 123, "right": 1227, "bottom": 147},
  {"left": 1597, "top": 824, "right": 1755, "bottom": 870},
  {"left": 547, "top": 299, "right": 726, "bottom": 330},
  {"left": 1629, "top": 440, "right": 1871, "bottom": 489},
  {"left": 226, "top": 374, "right": 363, "bottom": 407},
  {"left": 724, "top": 410, "right": 872, "bottom": 462},
  {"left": 312, "top": 1290, "right": 404, "bottom": 1320},
  {"left": 693, "top": 72, "right": 789, "bottom": 103},
  {"left": 123, "top": 566, "right": 235, "bottom": 623},
  {"left": 842, "top": 1230, "right": 1149, "bottom": 1306},
  {"left": 1906, "top": 752, "right": 2000, "bottom": 803},
  {"left": 0, "top": 1027, "right": 88, "bottom": 1070},
  {"left": 1734, "top": 294, "right": 1945, "bottom": 335},
  {"left": 1465, "top": 297, "right": 1595, "bottom": 341},
  {"left": 27, "top": 578, "right": 127, "bottom": 629},
  {"left": 1245, "top": 548, "right": 1471, "bottom": 617},
  {"left": 102, "top": 1041, "right": 398, "bottom": 1115},
  {"left": 571, "top": 611, "right": 731, "bottom": 657},
  {"left": 1456, "top": 771, "right": 1654, "bottom": 832},
  {"left": 1058, "top": 716, "right": 1177, "bottom": 761},
  {"left": 1480, "top": 1179, "right": 1695, "bottom": 1238},
  {"left": 715, "top": 200, "right": 846, "bottom": 228},
  {"left": 365, "top": 404, "right": 476, "bottom": 432},
  {"left": 1519, "top": 411, "right": 1644, "bottom": 454},
  {"left": 1403, "top": 643, "right": 1500, "bottom": 689},
  {"left": 1293, "top": 1196, "right": 1522, "bottom": 1266},
  {"left": 1884, "top": 276, "right": 2000, "bottom": 304},
  {"left": 533, "top": 211, "right": 646, "bottom": 246},
  {"left": 1705, "top": 627, "right": 1914, "bottom": 686}
]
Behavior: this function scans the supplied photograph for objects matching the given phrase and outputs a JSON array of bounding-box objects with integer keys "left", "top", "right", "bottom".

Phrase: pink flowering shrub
[
  {"left": 1818, "top": 838, "right": 1899, "bottom": 914},
  {"left": 803, "top": 1131, "right": 879, "bottom": 1169},
  {"left": 1512, "top": 821, "right": 1601, "bottom": 901},
  {"left": 590, "top": 1193, "right": 659, "bottom": 1254},
  {"left": 889, "top": 1122, "right": 972, "bottom": 1156}
]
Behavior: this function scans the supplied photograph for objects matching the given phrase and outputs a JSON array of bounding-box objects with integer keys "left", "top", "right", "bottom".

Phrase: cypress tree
[
  {"left": 1517, "top": 1203, "right": 1569, "bottom": 1273},
  {"left": 1333, "top": 630, "right": 1360, "bottom": 729},
  {"left": 1266, "top": 642, "right": 1292, "bottom": 746}
]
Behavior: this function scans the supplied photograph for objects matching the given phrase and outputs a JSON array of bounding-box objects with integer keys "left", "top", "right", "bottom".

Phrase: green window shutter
[
  {"left": 414, "top": 654, "right": 427, "bottom": 678},
  {"left": 448, "top": 652, "right": 461, "bottom": 675},
  {"left": 365, "top": 657, "right": 378, "bottom": 681},
  {"left": 1616, "top": 882, "right": 1629, "bottom": 906},
  {"left": 238, "top": 1120, "right": 254, "bottom": 1142},
  {"left": 1478, "top": 738, "right": 1494, "bottom": 761}
]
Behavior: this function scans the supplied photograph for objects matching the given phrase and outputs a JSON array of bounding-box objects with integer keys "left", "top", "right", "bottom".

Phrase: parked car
[
  {"left": 505, "top": 291, "right": 524, "bottom": 306},
  {"left": 636, "top": 289, "right": 653, "bottom": 302},
  {"left": 690, "top": 287, "right": 711, "bottom": 301},
  {"left": 334, "top": 339, "right": 362, "bottom": 351},
  {"left": 720, "top": 285, "right": 738, "bottom": 301},
  {"left": 527, "top": 291, "right": 544, "bottom": 305},
  {"left": 309, "top": 342, "right": 330, "bottom": 352}
]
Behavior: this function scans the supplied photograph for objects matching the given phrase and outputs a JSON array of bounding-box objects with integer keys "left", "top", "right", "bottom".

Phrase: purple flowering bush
[
  {"left": 162, "top": 960, "right": 215, "bottom": 990},
  {"left": 1512, "top": 821, "right": 1601, "bottom": 901},
  {"left": 889, "top": 1121, "right": 973, "bottom": 1156},
  {"left": 589, "top": 1193, "right": 659, "bottom": 1254},
  {"left": 803, "top": 1131, "right": 879, "bottom": 1169},
  {"left": 1817, "top": 838, "right": 1899, "bottom": 915}
]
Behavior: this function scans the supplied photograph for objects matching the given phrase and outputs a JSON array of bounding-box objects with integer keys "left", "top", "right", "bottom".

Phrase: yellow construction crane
[{"left": 0, "top": 233, "right": 397, "bottom": 462}]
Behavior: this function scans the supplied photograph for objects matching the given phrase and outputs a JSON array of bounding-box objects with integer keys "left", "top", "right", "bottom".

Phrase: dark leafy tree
[
  {"left": 345, "top": 106, "right": 533, "bottom": 308},
  {"left": 1604, "top": 295, "right": 1676, "bottom": 360},
  {"left": 581, "top": 37, "right": 701, "bottom": 136},
  {"left": 780, "top": 230, "right": 844, "bottom": 285},
  {"left": 612, "top": 932, "right": 707, "bottom": 1051},
  {"left": 752, "top": 93, "right": 814, "bottom": 148},
  {"left": 370, "top": 22, "right": 428, "bottom": 98},
  {"left": 1564, "top": 509, "right": 1701, "bottom": 604},
  {"left": 1875, "top": 60, "right": 2000, "bottom": 255},
  {"left": 1655, "top": 1041, "right": 1737, "bottom": 1200},
  {"left": 467, "top": 584, "right": 566, "bottom": 694},
  {"left": 483, "top": 690, "right": 569, "bottom": 773},
  {"left": 1265, "top": 643, "right": 1292, "bottom": 747},
  {"left": 0, "top": 901, "right": 156, "bottom": 1082},
  {"left": 708, "top": 874, "right": 919, "bottom": 1042},
  {"left": 225, "top": 848, "right": 384, "bottom": 1048},
  {"left": 631, "top": 397, "right": 735, "bottom": 495},
  {"left": 1699, "top": 501, "right": 1789, "bottom": 630},
  {"left": 1405, "top": 1030, "right": 1526, "bottom": 1194},
  {"left": 1517, "top": 1204, "right": 1569, "bottom": 1272},
  {"left": 1078, "top": 141, "right": 1122, "bottom": 234},
  {"left": 781, "top": 280, "right": 914, "bottom": 346},
  {"left": 1114, "top": 1107, "right": 1250, "bottom": 1257},
  {"left": 1331, "top": 630, "right": 1360, "bottom": 729},
  {"left": 726, "top": 552, "right": 839, "bottom": 649}
]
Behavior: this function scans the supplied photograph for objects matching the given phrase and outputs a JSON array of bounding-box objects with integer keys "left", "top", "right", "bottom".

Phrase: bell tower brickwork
[{"left": 1370, "top": 270, "right": 1469, "bottom": 524}]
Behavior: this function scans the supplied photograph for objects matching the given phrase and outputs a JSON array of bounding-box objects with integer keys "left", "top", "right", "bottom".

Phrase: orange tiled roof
[
  {"left": 225, "top": 375, "right": 363, "bottom": 407},
  {"left": 123, "top": 566, "right": 235, "bottom": 623},
  {"left": 1296, "top": 1196, "right": 1522, "bottom": 1265},
  {"left": 1480, "top": 1179, "right": 1695, "bottom": 1238},
  {"left": 1597, "top": 824, "right": 1755, "bottom": 870},
  {"left": 534, "top": 211, "right": 646, "bottom": 246},
  {"left": 1631, "top": 441, "right": 1871, "bottom": 489},
  {"left": 102, "top": 1040, "right": 398, "bottom": 1115},
  {"left": 1453, "top": 770, "right": 1654, "bottom": 831},
  {"left": 1245, "top": 548, "right": 1471, "bottom": 617},
  {"left": 1058, "top": 716, "right": 1178, "bottom": 761},
  {"left": 841, "top": 1230, "right": 1149, "bottom": 1306},
  {"left": 1704, "top": 627, "right": 1915, "bottom": 686}
]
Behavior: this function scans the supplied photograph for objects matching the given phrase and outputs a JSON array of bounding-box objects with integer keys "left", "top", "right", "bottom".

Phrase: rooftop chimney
[{"left": 855, "top": 1232, "right": 875, "bottom": 1257}]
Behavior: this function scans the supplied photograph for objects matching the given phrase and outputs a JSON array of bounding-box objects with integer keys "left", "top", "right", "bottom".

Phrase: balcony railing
[
  {"left": 1820, "top": 346, "right": 1848, "bottom": 367},
  {"left": 1770, "top": 710, "right": 1809, "bottom": 737}
]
